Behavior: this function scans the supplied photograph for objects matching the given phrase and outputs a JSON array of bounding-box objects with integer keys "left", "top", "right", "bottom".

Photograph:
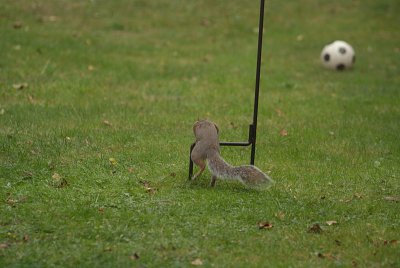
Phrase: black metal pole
[
  {"left": 250, "top": 0, "right": 265, "bottom": 165},
  {"left": 189, "top": 0, "right": 266, "bottom": 179}
]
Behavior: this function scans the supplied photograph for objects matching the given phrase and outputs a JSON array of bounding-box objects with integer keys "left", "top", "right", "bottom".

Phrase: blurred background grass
[{"left": 1, "top": 0, "right": 399, "bottom": 267}]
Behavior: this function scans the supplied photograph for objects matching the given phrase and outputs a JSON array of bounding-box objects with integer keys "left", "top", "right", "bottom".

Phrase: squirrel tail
[{"left": 207, "top": 152, "right": 274, "bottom": 188}]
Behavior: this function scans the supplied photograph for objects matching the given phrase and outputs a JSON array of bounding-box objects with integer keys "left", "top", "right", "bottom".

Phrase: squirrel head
[{"left": 193, "top": 120, "right": 219, "bottom": 139}]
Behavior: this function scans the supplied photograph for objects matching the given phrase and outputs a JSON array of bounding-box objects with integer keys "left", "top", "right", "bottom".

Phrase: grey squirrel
[{"left": 190, "top": 120, "right": 274, "bottom": 188}]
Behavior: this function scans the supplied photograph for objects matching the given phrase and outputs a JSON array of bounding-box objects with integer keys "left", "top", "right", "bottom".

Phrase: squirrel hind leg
[
  {"left": 210, "top": 175, "right": 217, "bottom": 187},
  {"left": 192, "top": 158, "right": 206, "bottom": 180}
]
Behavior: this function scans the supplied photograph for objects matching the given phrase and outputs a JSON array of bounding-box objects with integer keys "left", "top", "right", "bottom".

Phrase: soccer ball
[{"left": 320, "top": 40, "right": 355, "bottom": 70}]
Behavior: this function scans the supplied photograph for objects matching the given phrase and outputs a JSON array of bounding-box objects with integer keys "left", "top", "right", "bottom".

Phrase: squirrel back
[{"left": 191, "top": 120, "right": 274, "bottom": 188}]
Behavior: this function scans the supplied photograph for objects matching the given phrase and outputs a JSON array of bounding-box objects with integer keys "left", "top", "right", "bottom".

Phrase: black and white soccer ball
[{"left": 320, "top": 40, "right": 355, "bottom": 70}]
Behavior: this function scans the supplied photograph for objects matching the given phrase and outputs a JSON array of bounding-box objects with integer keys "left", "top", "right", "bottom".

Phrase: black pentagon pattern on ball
[
  {"left": 338, "top": 47, "right": 347, "bottom": 54},
  {"left": 324, "top": 53, "right": 330, "bottom": 62},
  {"left": 336, "top": 64, "right": 345, "bottom": 71}
]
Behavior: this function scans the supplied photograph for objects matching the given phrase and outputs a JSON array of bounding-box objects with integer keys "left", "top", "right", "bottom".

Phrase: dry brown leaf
[
  {"left": 275, "top": 108, "right": 284, "bottom": 117},
  {"left": 384, "top": 196, "right": 400, "bottom": 202},
  {"left": 0, "top": 243, "right": 10, "bottom": 249},
  {"left": 383, "top": 240, "right": 398, "bottom": 245},
  {"left": 145, "top": 187, "right": 156, "bottom": 195},
  {"left": 296, "top": 34, "right": 304, "bottom": 41},
  {"left": 275, "top": 211, "right": 285, "bottom": 220},
  {"left": 13, "top": 83, "right": 28, "bottom": 90},
  {"left": 23, "top": 234, "right": 29, "bottom": 242},
  {"left": 28, "top": 95, "right": 36, "bottom": 104},
  {"left": 103, "top": 120, "right": 112, "bottom": 126},
  {"left": 201, "top": 19, "right": 210, "bottom": 27},
  {"left": 88, "top": 65, "right": 95, "bottom": 71},
  {"left": 52, "top": 172, "right": 61, "bottom": 180},
  {"left": 140, "top": 180, "right": 150, "bottom": 188},
  {"left": 258, "top": 221, "right": 273, "bottom": 230},
  {"left": 13, "top": 21, "right": 22, "bottom": 29},
  {"left": 191, "top": 258, "right": 203, "bottom": 266},
  {"left": 129, "top": 253, "right": 140, "bottom": 260},
  {"left": 308, "top": 223, "right": 322, "bottom": 233},
  {"left": 6, "top": 198, "right": 17, "bottom": 207},
  {"left": 109, "top": 158, "right": 117, "bottom": 166},
  {"left": 326, "top": 220, "right": 338, "bottom": 226},
  {"left": 51, "top": 172, "right": 68, "bottom": 188},
  {"left": 279, "top": 129, "right": 288, "bottom": 136},
  {"left": 98, "top": 207, "right": 104, "bottom": 213},
  {"left": 317, "top": 252, "right": 336, "bottom": 260},
  {"left": 139, "top": 180, "right": 156, "bottom": 194}
]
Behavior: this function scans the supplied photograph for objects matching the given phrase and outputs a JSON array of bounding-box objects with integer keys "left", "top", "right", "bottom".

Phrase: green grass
[{"left": 1, "top": 0, "right": 399, "bottom": 267}]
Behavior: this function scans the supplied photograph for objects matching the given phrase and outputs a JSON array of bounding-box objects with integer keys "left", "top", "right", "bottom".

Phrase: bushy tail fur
[{"left": 207, "top": 152, "right": 274, "bottom": 188}]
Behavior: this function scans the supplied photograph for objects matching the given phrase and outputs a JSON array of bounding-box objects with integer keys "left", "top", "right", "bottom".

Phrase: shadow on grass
[{"left": 186, "top": 177, "right": 273, "bottom": 194}]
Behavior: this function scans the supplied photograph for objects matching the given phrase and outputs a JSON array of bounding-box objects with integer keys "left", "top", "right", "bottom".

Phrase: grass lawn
[{"left": 1, "top": 0, "right": 399, "bottom": 267}]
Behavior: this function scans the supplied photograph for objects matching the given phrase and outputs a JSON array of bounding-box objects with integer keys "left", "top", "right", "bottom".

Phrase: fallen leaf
[
  {"left": 103, "top": 120, "right": 112, "bottom": 126},
  {"left": 279, "top": 129, "right": 288, "bottom": 136},
  {"left": 317, "top": 252, "right": 336, "bottom": 260},
  {"left": 88, "top": 65, "right": 95, "bottom": 71},
  {"left": 18, "top": 196, "right": 28, "bottom": 203},
  {"left": 275, "top": 108, "right": 284, "bottom": 117},
  {"left": 109, "top": 158, "right": 117, "bottom": 166},
  {"left": 139, "top": 180, "right": 150, "bottom": 188},
  {"left": 127, "top": 167, "right": 135, "bottom": 173},
  {"left": 139, "top": 180, "right": 156, "bottom": 194},
  {"left": 201, "top": 19, "right": 210, "bottom": 27},
  {"left": 51, "top": 172, "right": 68, "bottom": 188},
  {"left": 23, "top": 234, "right": 29, "bottom": 242},
  {"left": 28, "top": 95, "right": 36, "bottom": 104},
  {"left": 258, "top": 221, "right": 273, "bottom": 230},
  {"left": 6, "top": 198, "right": 17, "bottom": 207},
  {"left": 308, "top": 223, "right": 322, "bottom": 233},
  {"left": 0, "top": 108, "right": 5, "bottom": 115},
  {"left": 13, "top": 21, "right": 22, "bottom": 29},
  {"left": 98, "top": 207, "right": 104, "bottom": 213},
  {"left": 52, "top": 172, "right": 61, "bottom": 180},
  {"left": 129, "top": 253, "right": 140, "bottom": 260},
  {"left": 103, "top": 247, "right": 112, "bottom": 252},
  {"left": 383, "top": 240, "right": 398, "bottom": 245},
  {"left": 191, "top": 258, "right": 203, "bottom": 266},
  {"left": 145, "top": 187, "right": 156, "bottom": 195},
  {"left": 384, "top": 196, "right": 400, "bottom": 202},
  {"left": 296, "top": 34, "right": 304, "bottom": 41},
  {"left": 42, "top": 16, "right": 58, "bottom": 22},
  {"left": 0, "top": 243, "right": 10, "bottom": 249},
  {"left": 343, "top": 193, "right": 363, "bottom": 203},
  {"left": 275, "top": 211, "right": 285, "bottom": 220},
  {"left": 22, "top": 171, "right": 33, "bottom": 179},
  {"left": 170, "top": 172, "right": 176, "bottom": 177},
  {"left": 326, "top": 220, "right": 338, "bottom": 226},
  {"left": 13, "top": 83, "right": 28, "bottom": 90}
]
